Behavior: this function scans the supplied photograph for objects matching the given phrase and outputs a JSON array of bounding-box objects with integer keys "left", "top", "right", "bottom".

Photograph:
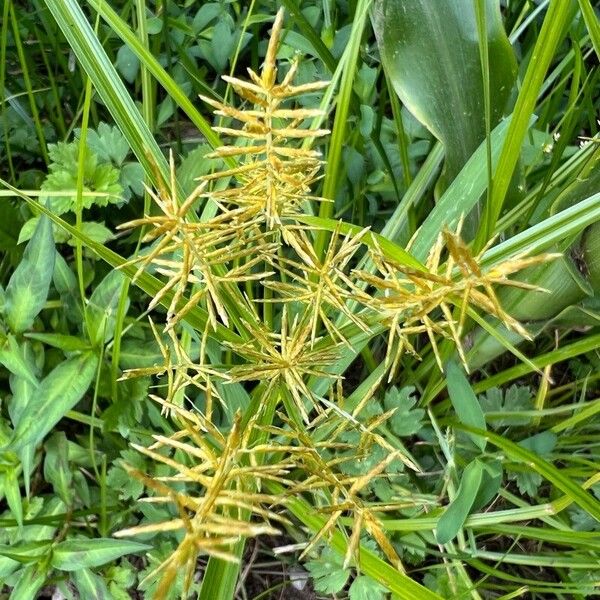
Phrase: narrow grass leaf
[
  {"left": 577, "top": 0, "right": 600, "bottom": 59},
  {"left": 86, "top": 0, "right": 225, "bottom": 153},
  {"left": 42, "top": 0, "right": 170, "bottom": 186},
  {"left": 477, "top": 0, "right": 577, "bottom": 245},
  {"left": 294, "top": 214, "right": 426, "bottom": 270},
  {"left": 316, "top": 0, "right": 371, "bottom": 257}
]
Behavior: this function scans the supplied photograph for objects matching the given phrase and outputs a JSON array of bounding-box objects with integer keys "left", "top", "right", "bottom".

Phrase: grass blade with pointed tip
[
  {"left": 85, "top": 0, "right": 226, "bottom": 154},
  {"left": 445, "top": 360, "right": 487, "bottom": 451},
  {"left": 477, "top": 0, "right": 577, "bottom": 247},
  {"left": 436, "top": 459, "right": 484, "bottom": 544}
]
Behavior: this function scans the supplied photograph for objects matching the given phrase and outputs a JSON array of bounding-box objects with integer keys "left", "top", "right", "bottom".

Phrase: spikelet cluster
[
  {"left": 198, "top": 9, "right": 330, "bottom": 235},
  {"left": 115, "top": 8, "right": 557, "bottom": 597},
  {"left": 115, "top": 406, "right": 292, "bottom": 597},
  {"left": 354, "top": 225, "right": 558, "bottom": 377}
]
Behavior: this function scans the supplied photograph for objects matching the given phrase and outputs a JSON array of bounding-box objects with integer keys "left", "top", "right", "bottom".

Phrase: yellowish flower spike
[
  {"left": 197, "top": 7, "right": 330, "bottom": 234},
  {"left": 115, "top": 407, "right": 294, "bottom": 599},
  {"left": 118, "top": 152, "right": 275, "bottom": 330},
  {"left": 354, "top": 225, "right": 559, "bottom": 376},
  {"left": 120, "top": 318, "right": 229, "bottom": 417},
  {"left": 227, "top": 307, "right": 340, "bottom": 423},
  {"left": 263, "top": 222, "right": 372, "bottom": 347},
  {"left": 274, "top": 414, "right": 426, "bottom": 573}
]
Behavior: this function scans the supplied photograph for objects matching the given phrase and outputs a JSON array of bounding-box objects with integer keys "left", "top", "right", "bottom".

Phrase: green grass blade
[
  {"left": 480, "top": 191, "right": 600, "bottom": 266},
  {"left": 577, "top": 0, "right": 600, "bottom": 59},
  {"left": 315, "top": 0, "right": 371, "bottom": 258},
  {"left": 476, "top": 0, "right": 577, "bottom": 247},
  {"left": 411, "top": 117, "right": 515, "bottom": 260},
  {"left": 293, "top": 215, "right": 426, "bottom": 270},
  {"left": 86, "top": 0, "right": 225, "bottom": 152},
  {"left": 43, "top": 0, "right": 169, "bottom": 185}
]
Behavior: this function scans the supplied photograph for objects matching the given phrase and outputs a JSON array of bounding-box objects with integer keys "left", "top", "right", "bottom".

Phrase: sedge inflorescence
[{"left": 115, "top": 8, "right": 555, "bottom": 596}]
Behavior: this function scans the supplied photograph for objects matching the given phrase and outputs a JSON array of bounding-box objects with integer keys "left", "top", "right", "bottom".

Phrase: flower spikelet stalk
[
  {"left": 264, "top": 222, "right": 372, "bottom": 346},
  {"left": 198, "top": 8, "right": 330, "bottom": 235},
  {"left": 273, "top": 413, "right": 423, "bottom": 572},
  {"left": 227, "top": 307, "right": 340, "bottom": 423},
  {"left": 119, "top": 318, "right": 229, "bottom": 417}
]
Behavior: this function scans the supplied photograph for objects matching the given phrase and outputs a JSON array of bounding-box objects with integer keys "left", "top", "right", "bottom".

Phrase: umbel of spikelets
[
  {"left": 263, "top": 222, "right": 372, "bottom": 347},
  {"left": 198, "top": 8, "right": 330, "bottom": 235},
  {"left": 115, "top": 404, "right": 294, "bottom": 599},
  {"left": 118, "top": 152, "right": 275, "bottom": 330},
  {"left": 119, "top": 318, "right": 230, "bottom": 418},
  {"left": 267, "top": 410, "right": 423, "bottom": 573},
  {"left": 226, "top": 307, "right": 340, "bottom": 423},
  {"left": 353, "top": 224, "right": 559, "bottom": 377}
]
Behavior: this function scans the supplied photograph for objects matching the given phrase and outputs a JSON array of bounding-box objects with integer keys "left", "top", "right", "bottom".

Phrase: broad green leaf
[
  {"left": 0, "top": 334, "right": 39, "bottom": 386},
  {"left": 115, "top": 44, "right": 139, "bottom": 83},
  {"left": 72, "top": 567, "right": 111, "bottom": 599},
  {"left": 349, "top": 575, "right": 388, "bottom": 600},
  {"left": 384, "top": 386, "right": 424, "bottom": 437},
  {"left": 436, "top": 460, "right": 484, "bottom": 544},
  {"left": 44, "top": 433, "right": 73, "bottom": 505},
  {"left": 86, "top": 270, "right": 128, "bottom": 346},
  {"left": 4, "top": 215, "right": 55, "bottom": 333},
  {"left": 445, "top": 360, "right": 487, "bottom": 451},
  {"left": 11, "top": 352, "right": 98, "bottom": 451},
  {"left": 24, "top": 332, "right": 92, "bottom": 352},
  {"left": 6, "top": 342, "right": 39, "bottom": 496},
  {"left": 4, "top": 468, "right": 23, "bottom": 529},
  {"left": 472, "top": 459, "right": 503, "bottom": 511},
  {"left": 0, "top": 541, "right": 52, "bottom": 563},
  {"left": 305, "top": 547, "right": 350, "bottom": 594},
  {"left": 51, "top": 538, "right": 151, "bottom": 571},
  {"left": 373, "top": 0, "right": 517, "bottom": 188},
  {"left": 9, "top": 564, "right": 46, "bottom": 600},
  {"left": 1, "top": 181, "right": 240, "bottom": 346}
]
